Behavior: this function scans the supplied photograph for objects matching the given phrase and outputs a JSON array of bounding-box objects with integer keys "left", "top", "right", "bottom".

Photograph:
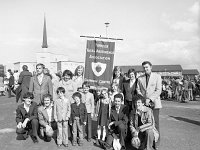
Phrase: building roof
[
  {"left": 182, "top": 69, "right": 199, "bottom": 75},
  {"left": 118, "top": 65, "right": 183, "bottom": 73}
]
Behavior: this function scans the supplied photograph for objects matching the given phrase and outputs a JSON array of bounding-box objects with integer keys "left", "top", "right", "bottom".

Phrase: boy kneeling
[
  {"left": 16, "top": 92, "right": 39, "bottom": 143},
  {"left": 130, "top": 95, "right": 159, "bottom": 150},
  {"left": 100, "top": 93, "right": 128, "bottom": 150}
]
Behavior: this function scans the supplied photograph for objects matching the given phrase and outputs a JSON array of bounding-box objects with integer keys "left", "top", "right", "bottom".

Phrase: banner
[{"left": 84, "top": 40, "right": 115, "bottom": 88}]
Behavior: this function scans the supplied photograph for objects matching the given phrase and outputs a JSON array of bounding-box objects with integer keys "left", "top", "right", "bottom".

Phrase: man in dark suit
[
  {"left": 122, "top": 68, "right": 137, "bottom": 111},
  {"left": 17, "top": 65, "right": 32, "bottom": 102},
  {"left": 101, "top": 93, "right": 128, "bottom": 150},
  {"left": 16, "top": 92, "right": 39, "bottom": 143},
  {"left": 29, "top": 63, "right": 53, "bottom": 105}
]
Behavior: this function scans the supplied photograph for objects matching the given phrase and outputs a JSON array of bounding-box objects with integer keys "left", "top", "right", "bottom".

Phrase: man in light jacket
[
  {"left": 136, "top": 61, "right": 162, "bottom": 150},
  {"left": 29, "top": 63, "right": 53, "bottom": 105}
]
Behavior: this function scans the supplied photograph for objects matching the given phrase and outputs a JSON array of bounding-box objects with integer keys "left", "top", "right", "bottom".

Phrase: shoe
[
  {"left": 95, "top": 139, "right": 100, "bottom": 146},
  {"left": 63, "top": 144, "right": 68, "bottom": 147},
  {"left": 121, "top": 146, "right": 126, "bottom": 150},
  {"left": 88, "top": 138, "right": 91, "bottom": 142},
  {"left": 31, "top": 136, "right": 38, "bottom": 143},
  {"left": 16, "top": 135, "right": 26, "bottom": 140},
  {"left": 72, "top": 142, "right": 76, "bottom": 146},
  {"left": 57, "top": 144, "right": 62, "bottom": 148},
  {"left": 78, "top": 143, "right": 83, "bottom": 146},
  {"left": 44, "top": 136, "right": 51, "bottom": 142}
]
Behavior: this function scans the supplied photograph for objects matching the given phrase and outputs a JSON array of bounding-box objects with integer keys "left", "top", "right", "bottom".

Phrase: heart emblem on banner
[
  {"left": 96, "top": 65, "right": 102, "bottom": 72},
  {"left": 91, "top": 62, "right": 107, "bottom": 77}
]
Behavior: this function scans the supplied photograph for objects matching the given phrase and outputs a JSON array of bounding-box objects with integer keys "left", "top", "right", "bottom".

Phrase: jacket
[
  {"left": 29, "top": 74, "right": 53, "bottom": 104},
  {"left": 70, "top": 103, "right": 87, "bottom": 125},
  {"left": 122, "top": 79, "right": 137, "bottom": 102},
  {"left": 54, "top": 97, "right": 71, "bottom": 122},
  {"left": 16, "top": 101, "right": 38, "bottom": 124},
  {"left": 136, "top": 73, "right": 162, "bottom": 109},
  {"left": 109, "top": 105, "right": 128, "bottom": 127},
  {"left": 38, "top": 104, "right": 55, "bottom": 127}
]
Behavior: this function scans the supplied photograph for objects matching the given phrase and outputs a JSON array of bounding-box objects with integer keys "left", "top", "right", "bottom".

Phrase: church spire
[{"left": 42, "top": 16, "right": 48, "bottom": 48}]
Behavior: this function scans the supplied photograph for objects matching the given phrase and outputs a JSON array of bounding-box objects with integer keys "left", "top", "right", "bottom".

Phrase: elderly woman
[
  {"left": 73, "top": 65, "right": 84, "bottom": 89},
  {"left": 38, "top": 94, "right": 57, "bottom": 142},
  {"left": 58, "top": 70, "right": 77, "bottom": 103}
]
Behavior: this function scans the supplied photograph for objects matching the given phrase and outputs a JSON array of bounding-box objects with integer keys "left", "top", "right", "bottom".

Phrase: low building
[
  {"left": 182, "top": 69, "right": 199, "bottom": 80},
  {"left": 57, "top": 61, "right": 84, "bottom": 74},
  {"left": 119, "top": 65, "right": 183, "bottom": 77},
  {"left": 14, "top": 62, "right": 37, "bottom": 74}
]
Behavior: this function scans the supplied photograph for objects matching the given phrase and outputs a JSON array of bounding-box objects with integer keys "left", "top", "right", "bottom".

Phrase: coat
[
  {"left": 122, "top": 79, "right": 137, "bottom": 102},
  {"left": 109, "top": 105, "right": 128, "bottom": 129},
  {"left": 29, "top": 74, "right": 53, "bottom": 104},
  {"left": 38, "top": 104, "right": 55, "bottom": 127},
  {"left": 18, "top": 70, "right": 32, "bottom": 100},
  {"left": 54, "top": 98, "right": 71, "bottom": 122},
  {"left": 129, "top": 106, "right": 159, "bottom": 142},
  {"left": 70, "top": 103, "right": 87, "bottom": 125},
  {"left": 16, "top": 101, "right": 38, "bottom": 124},
  {"left": 136, "top": 73, "right": 162, "bottom": 109}
]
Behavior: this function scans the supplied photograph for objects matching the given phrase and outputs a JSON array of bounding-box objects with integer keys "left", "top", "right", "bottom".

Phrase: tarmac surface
[{"left": 0, "top": 95, "right": 200, "bottom": 150}]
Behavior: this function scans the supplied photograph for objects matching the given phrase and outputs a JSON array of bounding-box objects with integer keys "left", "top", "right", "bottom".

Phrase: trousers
[{"left": 57, "top": 120, "right": 68, "bottom": 145}]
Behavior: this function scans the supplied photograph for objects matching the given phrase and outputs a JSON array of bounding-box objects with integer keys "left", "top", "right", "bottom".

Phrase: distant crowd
[
  {"left": 1, "top": 61, "right": 198, "bottom": 150},
  {"left": 160, "top": 76, "right": 200, "bottom": 102}
]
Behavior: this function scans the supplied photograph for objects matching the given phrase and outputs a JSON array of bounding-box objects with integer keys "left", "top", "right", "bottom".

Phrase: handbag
[
  {"left": 147, "top": 100, "right": 155, "bottom": 109},
  {"left": 131, "top": 136, "right": 141, "bottom": 149}
]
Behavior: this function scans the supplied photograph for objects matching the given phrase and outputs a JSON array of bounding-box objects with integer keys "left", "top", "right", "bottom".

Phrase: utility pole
[
  {"left": 105, "top": 22, "right": 110, "bottom": 38},
  {"left": 80, "top": 22, "right": 123, "bottom": 41}
]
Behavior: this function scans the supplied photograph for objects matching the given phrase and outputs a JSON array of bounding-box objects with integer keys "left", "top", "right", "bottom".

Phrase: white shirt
[
  {"left": 130, "top": 79, "right": 135, "bottom": 88},
  {"left": 37, "top": 73, "right": 44, "bottom": 85},
  {"left": 24, "top": 103, "right": 30, "bottom": 113},
  {"left": 45, "top": 106, "right": 53, "bottom": 122},
  {"left": 116, "top": 106, "right": 120, "bottom": 114}
]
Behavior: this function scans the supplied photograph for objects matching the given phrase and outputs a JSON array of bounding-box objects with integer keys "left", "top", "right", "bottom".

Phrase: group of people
[
  {"left": 15, "top": 61, "right": 162, "bottom": 150},
  {"left": 161, "top": 76, "right": 200, "bottom": 102}
]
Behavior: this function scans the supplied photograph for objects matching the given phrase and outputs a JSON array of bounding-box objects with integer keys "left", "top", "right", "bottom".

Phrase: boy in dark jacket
[
  {"left": 70, "top": 92, "right": 87, "bottom": 146},
  {"left": 16, "top": 92, "right": 39, "bottom": 143}
]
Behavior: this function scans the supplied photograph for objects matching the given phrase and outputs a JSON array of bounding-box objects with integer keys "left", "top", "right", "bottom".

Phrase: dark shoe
[
  {"left": 44, "top": 136, "right": 51, "bottom": 142},
  {"left": 63, "top": 144, "right": 68, "bottom": 147},
  {"left": 121, "top": 146, "right": 126, "bottom": 150},
  {"left": 16, "top": 135, "right": 26, "bottom": 140},
  {"left": 95, "top": 139, "right": 100, "bottom": 146},
  {"left": 78, "top": 143, "right": 83, "bottom": 146},
  {"left": 31, "top": 136, "right": 38, "bottom": 143}
]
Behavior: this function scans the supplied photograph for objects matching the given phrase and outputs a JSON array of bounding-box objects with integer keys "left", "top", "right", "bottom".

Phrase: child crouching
[{"left": 70, "top": 92, "right": 87, "bottom": 146}]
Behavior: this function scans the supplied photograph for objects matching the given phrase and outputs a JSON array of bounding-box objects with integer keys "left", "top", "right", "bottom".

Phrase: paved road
[{"left": 0, "top": 95, "right": 200, "bottom": 150}]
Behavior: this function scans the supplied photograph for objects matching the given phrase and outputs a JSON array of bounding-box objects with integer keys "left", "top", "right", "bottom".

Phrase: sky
[{"left": 0, "top": 0, "right": 199, "bottom": 71}]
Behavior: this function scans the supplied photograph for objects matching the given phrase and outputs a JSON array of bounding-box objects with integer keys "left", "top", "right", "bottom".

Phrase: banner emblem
[{"left": 91, "top": 62, "right": 107, "bottom": 77}]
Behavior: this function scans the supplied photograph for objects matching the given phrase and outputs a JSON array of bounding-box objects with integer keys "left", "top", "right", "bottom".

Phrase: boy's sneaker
[
  {"left": 78, "top": 142, "right": 83, "bottom": 146},
  {"left": 87, "top": 138, "right": 91, "bottom": 142},
  {"left": 72, "top": 142, "right": 76, "bottom": 146}
]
